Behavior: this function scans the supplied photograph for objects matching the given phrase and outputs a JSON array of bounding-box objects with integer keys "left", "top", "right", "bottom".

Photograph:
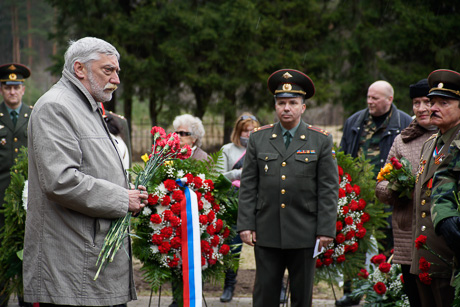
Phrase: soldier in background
[{"left": 0, "top": 63, "right": 32, "bottom": 307}]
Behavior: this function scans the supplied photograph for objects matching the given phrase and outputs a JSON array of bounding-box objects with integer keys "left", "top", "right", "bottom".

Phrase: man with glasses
[{"left": 237, "top": 69, "right": 339, "bottom": 307}]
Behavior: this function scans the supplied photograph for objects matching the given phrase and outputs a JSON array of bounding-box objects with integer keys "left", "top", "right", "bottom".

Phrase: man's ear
[{"left": 74, "top": 62, "right": 86, "bottom": 79}]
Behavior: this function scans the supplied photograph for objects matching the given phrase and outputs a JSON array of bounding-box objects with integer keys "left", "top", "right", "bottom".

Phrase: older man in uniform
[
  {"left": 237, "top": 69, "right": 339, "bottom": 307},
  {"left": 411, "top": 69, "right": 460, "bottom": 307},
  {"left": 0, "top": 63, "right": 31, "bottom": 307}
]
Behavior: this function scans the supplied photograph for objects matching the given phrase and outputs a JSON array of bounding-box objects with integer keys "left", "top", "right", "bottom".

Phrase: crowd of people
[{"left": 2, "top": 36, "right": 460, "bottom": 307}]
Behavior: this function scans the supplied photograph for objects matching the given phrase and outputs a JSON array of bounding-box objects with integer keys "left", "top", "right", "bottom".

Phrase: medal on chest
[{"left": 415, "top": 158, "right": 427, "bottom": 184}]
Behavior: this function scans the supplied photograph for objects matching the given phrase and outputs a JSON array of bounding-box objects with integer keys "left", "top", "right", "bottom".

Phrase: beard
[{"left": 87, "top": 70, "right": 116, "bottom": 102}]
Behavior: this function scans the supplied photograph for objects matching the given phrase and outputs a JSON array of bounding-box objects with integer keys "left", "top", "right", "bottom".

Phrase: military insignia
[
  {"left": 0, "top": 125, "right": 3, "bottom": 129},
  {"left": 307, "top": 125, "right": 330, "bottom": 136},
  {"left": 434, "top": 153, "right": 445, "bottom": 164},
  {"left": 282, "top": 72, "right": 293, "bottom": 79},
  {"left": 438, "top": 82, "right": 444, "bottom": 88},
  {"left": 415, "top": 159, "right": 427, "bottom": 183},
  {"left": 9, "top": 73, "right": 17, "bottom": 80},
  {"left": 296, "top": 150, "right": 316, "bottom": 154},
  {"left": 427, "top": 178, "right": 433, "bottom": 189},
  {"left": 8, "top": 64, "right": 16, "bottom": 70},
  {"left": 282, "top": 83, "right": 292, "bottom": 91},
  {"left": 0, "top": 113, "right": 3, "bottom": 117},
  {"left": 272, "top": 134, "right": 277, "bottom": 138},
  {"left": 24, "top": 113, "right": 28, "bottom": 118},
  {"left": 264, "top": 165, "right": 268, "bottom": 173},
  {"left": 425, "top": 190, "right": 431, "bottom": 197},
  {"left": 1, "top": 138, "right": 6, "bottom": 145},
  {"left": 300, "top": 135, "right": 305, "bottom": 139},
  {"left": 332, "top": 149, "right": 336, "bottom": 159}
]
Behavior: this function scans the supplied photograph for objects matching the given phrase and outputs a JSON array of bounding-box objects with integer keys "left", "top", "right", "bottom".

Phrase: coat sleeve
[
  {"left": 218, "top": 144, "right": 242, "bottom": 182},
  {"left": 316, "top": 134, "right": 339, "bottom": 237},
  {"left": 237, "top": 133, "right": 259, "bottom": 232},
  {"left": 375, "top": 135, "right": 401, "bottom": 205},
  {"left": 339, "top": 118, "right": 350, "bottom": 154},
  {"left": 29, "top": 101, "right": 129, "bottom": 218}
]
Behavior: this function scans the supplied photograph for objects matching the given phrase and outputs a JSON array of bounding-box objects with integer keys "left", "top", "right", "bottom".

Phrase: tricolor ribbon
[{"left": 176, "top": 178, "right": 202, "bottom": 307}]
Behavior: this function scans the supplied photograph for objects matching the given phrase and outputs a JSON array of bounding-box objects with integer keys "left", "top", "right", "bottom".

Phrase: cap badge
[
  {"left": 437, "top": 82, "right": 444, "bottom": 89},
  {"left": 8, "top": 65, "right": 16, "bottom": 71},
  {"left": 282, "top": 84, "right": 292, "bottom": 91},
  {"left": 282, "top": 72, "right": 293, "bottom": 79},
  {"left": 9, "top": 73, "right": 17, "bottom": 80}
]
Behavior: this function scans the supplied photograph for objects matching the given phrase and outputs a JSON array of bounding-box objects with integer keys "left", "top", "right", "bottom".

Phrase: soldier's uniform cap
[
  {"left": 0, "top": 63, "right": 31, "bottom": 85},
  {"left": 409, "top": 78, "right": 429, "bottom": 99},
  {"left": 267, "top": 69, "right": 315, "bottom": 99},
  {"left": 427, "top": 69, "right": 460, "bottom": 100}
]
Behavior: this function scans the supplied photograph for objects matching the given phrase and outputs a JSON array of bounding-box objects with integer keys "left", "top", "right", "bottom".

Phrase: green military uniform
[{"left": 237, "top": 69, "right": 339, "bottom": 307}]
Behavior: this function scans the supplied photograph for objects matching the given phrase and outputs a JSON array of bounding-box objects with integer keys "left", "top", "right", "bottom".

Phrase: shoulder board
[
  {"left": 253, "top": 124, "right": 274, "bottom": 133},
  {"left": 307, "top": 125, "right": 330, "bottom": 136},
  {"left": 108, "top": 111, "right": 125, "bottom": 119},
  {"left": 29, "top": 105, "right": 34, "bottom": 109},
  {"left": 424, "top": 133, "right": 437, "bottom": 144}
]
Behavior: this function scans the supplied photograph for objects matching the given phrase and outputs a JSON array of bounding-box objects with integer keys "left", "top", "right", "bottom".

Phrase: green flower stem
[{"left": 424, "top": 245, "right": 452, "bottom": 267}]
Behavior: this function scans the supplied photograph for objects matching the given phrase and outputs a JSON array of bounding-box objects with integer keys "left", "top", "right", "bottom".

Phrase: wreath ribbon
[{"left": 177, "top": 178, "right": 202, "bottom": 307}]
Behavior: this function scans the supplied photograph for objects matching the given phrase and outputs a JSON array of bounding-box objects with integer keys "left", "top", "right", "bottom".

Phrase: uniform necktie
[
  {"left": 284, "top": 131, "right": 291, "bottom": 149},
  {"left": 11, "top": 110, "right": 18, "bottom": 126}
]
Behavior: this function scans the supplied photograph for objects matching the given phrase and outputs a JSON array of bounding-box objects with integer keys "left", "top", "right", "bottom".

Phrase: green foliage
[{"left": 0, "top": 147, "right": 28, "bottom": 301}]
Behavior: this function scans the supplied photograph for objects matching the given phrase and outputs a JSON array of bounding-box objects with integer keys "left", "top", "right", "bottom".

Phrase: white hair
[
  {"left": 64, "top": 37, "right": 120, "bottom": 74},
  {"left": 173, "top": 114, "right": 205, "bottom": 147}
]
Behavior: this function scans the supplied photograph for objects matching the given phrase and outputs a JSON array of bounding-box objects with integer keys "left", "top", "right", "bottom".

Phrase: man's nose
[{"left": 111, "top": 73, "right": 120, "bottom": 85}]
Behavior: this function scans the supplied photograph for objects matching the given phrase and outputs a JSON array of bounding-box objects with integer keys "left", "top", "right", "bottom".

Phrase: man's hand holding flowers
[{"left": 377, "top": 156, "right": 415, "bottom": 200}]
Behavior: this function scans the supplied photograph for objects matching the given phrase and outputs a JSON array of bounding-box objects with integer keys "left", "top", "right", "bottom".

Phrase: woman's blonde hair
[{"left": 231, "top": 112, "right": 260, "bottom": 147}]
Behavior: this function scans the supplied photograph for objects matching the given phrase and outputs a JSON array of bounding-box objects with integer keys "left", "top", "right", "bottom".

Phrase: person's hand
[
  {"left": 240, "top": 230, "right": 256, "bottom": 246},
  {"left": 128, "top": 185, "right": 148, "bottom": 215},
  {"left": 317, "top": 235, "right": 333, "bottom": 251},
  {"left": 438, "top": 217, "right": 460, "bottom": 255}
]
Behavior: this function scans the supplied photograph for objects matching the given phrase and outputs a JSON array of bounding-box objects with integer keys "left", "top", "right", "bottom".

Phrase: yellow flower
[
  {"left": 141, "top": 153, "right": 149, "bottom": 163},
  {"left": 377, "top": 163, "right": 393, "bottom": 182},
  {"left": 164, "top": 160, "right": 174, "bottom": 166}
]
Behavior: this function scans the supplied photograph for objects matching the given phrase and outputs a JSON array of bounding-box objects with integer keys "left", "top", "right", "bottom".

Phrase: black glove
[{"left": 438, "top": 216, "right": 460, "bottom": 255}]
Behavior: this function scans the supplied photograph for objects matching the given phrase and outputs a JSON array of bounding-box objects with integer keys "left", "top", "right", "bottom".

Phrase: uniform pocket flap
[
  {"left": 295, "top": 154, "right": 317, "bottom": 164},
  {"left": 0, "top": 129, "right": 7, "bottom": 137},
  {"left": 258, "top": 153, "right": 279, "bottom": 161}
]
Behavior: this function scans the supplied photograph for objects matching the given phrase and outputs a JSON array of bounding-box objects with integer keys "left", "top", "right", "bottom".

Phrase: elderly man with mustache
[
  {"left": 410, "top": 69, "right": 460, "bottom": 307},
  {"left": 23, "top": 37, "right": 148, "bottom": 307}
]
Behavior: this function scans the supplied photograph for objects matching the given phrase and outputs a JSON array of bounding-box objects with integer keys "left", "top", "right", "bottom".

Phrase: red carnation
[
  {"left": 170, "top": 236, "right": 181, "bottom": 249},
  {"left": 199, "top": 215, "right": 208, "bottom": 225},
  {"left": 201, "top": 240, "right": 211, "bottom": 252},
  {"left": 170, "top": 215, "right": 181, "bottom": 227},
  {"left": 336, "top": 255, "right": 346, "bottom": 263},
  {"left": 150, "top": 126, "right": 166, "bottom": 138},
  {"left": 371, "top": 254, "right": 386, "bottom": 265},
  {"left": 163, "top": 210, "right": 173, "bottom": 221},
  {"left": 160, "top": 226, "right": 173, "bottom": 238},
  {"left": 167, "top": 254, "right": 180, "bottom": 268},
  {"left": 419, "top": 257, "right": 431, "bottom": 272},
  {"left": 206, "top": 224, "right": 216, "bottom": 235},
  {"left": 211, "top": 235, "right": 220, "bottom": 247},
  {"left": 219, "top": 244, "right": 230, "bottom": 255},
  {"left": 208, "top": 258, "right": 217, "bottom": 266},
  {"left": 195, "top": 191, "right": 202, "bottom": 200},
  {"left": 338, "top": 166, "right": 344, "bottom": 176},
  {"left": 161, "top": 195, "right": 171, "bottom": 207},
  {"left": 338, "top": 188, "right": 346, "bottom": 198},
  {"left": 170, "top": 202, "right": 181, "bottom": 216},
  {"left": 207, "top": 210, "right": 216, "bottom": 222},
  {"left": 151, "top": 234, "right": 163, "bottom": 245},
  {"left": 350, "top": 242, "right": 359, "bottom": 253},
  {"left": 400, "top": 274, "right": 404, "bottom": 284},
  {"left": 164, "top": 179, "right": 177, "bottom": 191},
  {"left": 394, "top": 161, "right": 403, "bottom": 170},
  {"left": 201, "top": 256, "right": 206, "bottom": 266},
  {"left": 345, "top": 230, "right": 355, "bottom": 240},
  {"left": 193, "top": 177, "right": 203, "bottom": 189},
  {"left": 342, "top": 206, "right": 350, "bottom": 215},
  {"left": 345, "top": 173, "right": 352, "bottom": 182},
  {"left": 184, "top": 173, "right": 194, "bottom": 184},
  {"left": 158, "top": 242, "right": 171, "bottom": 254},
  {"left": 150, "top": 214, "right": 162, "bottom": 224},
  {"left": 344, "top": 216, "right": 354, "bottom": 225},
  {"left": 379, "top": 262, "right": 391, "bottom": 273},
  {"left": 356, "top": 227, "right": 366, "bottom": 239},
  {"left": 148, "top": 194, "right": 159, "bottom": 206},
  {"left": 336, "top": 233, "right": 345, "bottom": 244},
  {"left": 324, "top": 249, "right": 334, "bottom": 258},
  {"left": 358, "top": 199, "right": 366, "bottom": 210},
  {"left": 204, "top": 192, "right": 215, "bottom": 203},
  {"left": 345, "top": 183, "right": 353, "bottom": 194},
  {"left": 336, "top": 221, "right": 343, "bottom": 232},
  {"left": 316, "top": 258, "right": 323, "bottom": 268},
  {"left": 204, "top": 179, "right": 214, "bottom": 190},
  {"left": 172, "top": 190, "right": 184, "bottom": 202},
  {"left": 419, "top": 272, "right": 432, "bottom": 285},
  {"left": 358, "top": 269, "right": 369, "bottom": 279},
  {"left": 353, "top": 185, "right": 361, "bottom": 195},
  {"left": 415, "top": 235, "right": 427, "bottom": 250},
  {"left": 213, "top": 204, "right": 220, "bottom": 212},
  {"left": 373, "top": 282, "right": 386, "bottom": 295},
  {"left": 215, "top": 219, "right": 223, "bottom": 232},
  {"left": 361, "top": 212, "right": 370, "bottom": 223},
  {"left": 222, "top": 227, "right": 230, "bottom": 238},
  {"left": 349, "top": 200, "right": 359, "bottom": 211},
  {"left": 323, "top": 258, "right": 333, "bottom": 266},
  {"left": 390, "top": 157, "right": 398, "bottom": 164}
]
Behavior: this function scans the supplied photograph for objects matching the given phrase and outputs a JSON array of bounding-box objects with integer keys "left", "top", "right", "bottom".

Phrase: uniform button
[
  {"left": 14, "top": 148, "right": 18, "bottom": 153},
  {"left": 265, "top": 156, "right": 268, "bottom": 160},
  {"left": 305, "top": 158, "right": 309, "bottom": 162},
  {"left": 281, "top": 204, "right": 285, "bottom": 208},
  {"left": 14, "top": 137, "right": 18, "bottom": 142},
  {"left": 421, "top": 212, "right": 426, "bottom": 218},
  {"left": 421, "top": 226, "right": 426, "bottom": 231},
  {"left": 281, "top": 189, "right": 286, "bottom": 194},
  {"left": 425, "top": 190, "right": 431, "bottom": 197},
  {"left": 282, "top": 162, "right": 286, "bottom": 167},
  {"left": 14, "top": 169, "right": 18, "bottom": 173},
  {"left": 421, "top": 200, "right": 426, "bottom": 205},
  {"left": 281, "top": 175, "right": 286, "bottom": 180}
]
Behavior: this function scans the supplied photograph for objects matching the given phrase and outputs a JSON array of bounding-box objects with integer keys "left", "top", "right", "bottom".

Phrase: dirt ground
[{"left": 133, "top": 245, "right": 339, "bottom": 300}]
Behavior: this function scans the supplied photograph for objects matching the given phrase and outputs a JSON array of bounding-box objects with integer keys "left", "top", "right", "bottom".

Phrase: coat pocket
[
  {"left": 294, "top": 154, "right": 318, "bottom": 177},
  {"left": 257, "top": 153, "right": 279, "bottom": 176}
]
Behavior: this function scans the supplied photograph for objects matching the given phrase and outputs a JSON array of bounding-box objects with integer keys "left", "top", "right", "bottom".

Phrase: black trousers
[{"left": 253, "top": 245, "right": 315, "bottom": 307}]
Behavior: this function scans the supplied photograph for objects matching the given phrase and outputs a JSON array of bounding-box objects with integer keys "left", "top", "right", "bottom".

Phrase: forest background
[{"left": 1, "top": 0, "right": 459, "bottom": 158}]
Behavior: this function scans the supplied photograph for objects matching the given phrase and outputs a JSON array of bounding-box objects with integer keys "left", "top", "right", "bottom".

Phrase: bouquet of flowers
[
  {"left": 315, "top": 150, "right": 388, "bottom": 282},
  {"left": 95, "top": 127, "right": 191, "bottom": 280},
  {"left": 351, "top": 253, "right": 409, "bottom": 306},
  {"left": 377, "top": 157, "right": 415, "bottom": 199},
  {"left": 131, "top": 152, "right": 238, "bottom": 302}
]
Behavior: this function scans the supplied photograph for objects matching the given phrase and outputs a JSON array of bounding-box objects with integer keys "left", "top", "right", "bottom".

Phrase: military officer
[
  {"left": 411, "top": 69, "right": 460, "bottom": 307},
  {"left": 237, "top": 69, "right": 339, "bottom": 307},
  {"left": 0, "top": 63, "right": 31, "bottom": 307}
]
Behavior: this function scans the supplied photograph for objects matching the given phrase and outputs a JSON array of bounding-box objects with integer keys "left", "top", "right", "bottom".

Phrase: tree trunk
[
  {"left": 223, "top": 91, "right": 237, "bottom": 145},
  {"left": 27, "top": 0, "right": 32, "bottom": 67},
  {"left": 11, "top": 4, "right": 20, "bottom": 63}
]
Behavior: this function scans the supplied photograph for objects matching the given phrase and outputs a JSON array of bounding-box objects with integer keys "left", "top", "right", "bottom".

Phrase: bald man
[{"left": 337, "top": 80, "right": 412, "bottom": 307}]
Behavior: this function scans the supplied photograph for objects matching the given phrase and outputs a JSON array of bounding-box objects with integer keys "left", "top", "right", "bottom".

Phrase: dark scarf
[{"left": 400, "top": 119, "right": 435, "bottom": 143}]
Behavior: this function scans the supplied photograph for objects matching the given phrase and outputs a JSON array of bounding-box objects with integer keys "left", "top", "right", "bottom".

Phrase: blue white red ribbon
[{"left": 176, "top": 178, "right": 202, "bottom": 307}]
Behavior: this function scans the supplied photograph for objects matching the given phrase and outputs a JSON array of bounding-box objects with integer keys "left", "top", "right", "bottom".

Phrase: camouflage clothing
[
  {"left": 357, "top": 110, "right": 392, "bottom": 176},
  {"left": 431, "top": 126, "right": 460, "bottom": 230}
]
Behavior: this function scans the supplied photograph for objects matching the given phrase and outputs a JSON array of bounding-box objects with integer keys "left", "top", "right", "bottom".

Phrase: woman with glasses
[
  {"left": 218, "top": 112, "right": 260, "bottom": 302},
  {"left": 172, "top": 114, "right": 208, "bottom": 161}
]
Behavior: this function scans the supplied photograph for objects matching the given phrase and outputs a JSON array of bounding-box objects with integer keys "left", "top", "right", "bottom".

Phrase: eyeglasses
[
  {"left": 175, "top": 131, "right": 192, "bottom": 136},
  {"left": 239, "top": 115, "right": 257, "bottom": 121}
]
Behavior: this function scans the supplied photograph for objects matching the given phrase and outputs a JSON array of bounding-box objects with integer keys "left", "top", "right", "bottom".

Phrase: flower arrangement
[
  {"left": 351, "top": 253, "right": 409, "bottom": 306},
  {"left": 377, "top": 157, "right": 415, "bottom": 199},
  {"left": 131, "top": 152, "right": 238, "bottom": 300},
  {"left": 95, "top": 127, "right": 191, "bottom": 280},
  {"left": 315, "top": 150, "right": 389, "bottom": 282}
]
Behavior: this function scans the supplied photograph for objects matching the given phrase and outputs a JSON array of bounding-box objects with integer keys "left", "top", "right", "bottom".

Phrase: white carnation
[{"left": 22, "top": 180, "right": 28, "bottom": 211}]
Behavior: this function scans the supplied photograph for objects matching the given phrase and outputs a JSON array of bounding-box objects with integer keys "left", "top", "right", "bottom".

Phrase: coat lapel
[
  {"left": 14, "top": 103, "right": 30, "bottom": 133},
  {"left": 285, "top": 121, "right": 308, "bottom": 159},
  {"left": 269, "top": 123, "right": 287, "bottom": 156},
  {"left": 0, "top": 102, "right": 15, "bottom": 132}
]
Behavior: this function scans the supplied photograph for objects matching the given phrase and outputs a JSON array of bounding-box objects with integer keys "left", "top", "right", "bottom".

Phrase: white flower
[
  {"left": 177, "top": 170, "right": 185, "bottom": 178},
  {"left": 143, "top": 207, "right": 152, "bottom": 216},
  {"left": 22, "top": 180, "right": 28, "bottom": 211},
  {"left": 156, "top": 204, "right": 168, "bottom": 215}
]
